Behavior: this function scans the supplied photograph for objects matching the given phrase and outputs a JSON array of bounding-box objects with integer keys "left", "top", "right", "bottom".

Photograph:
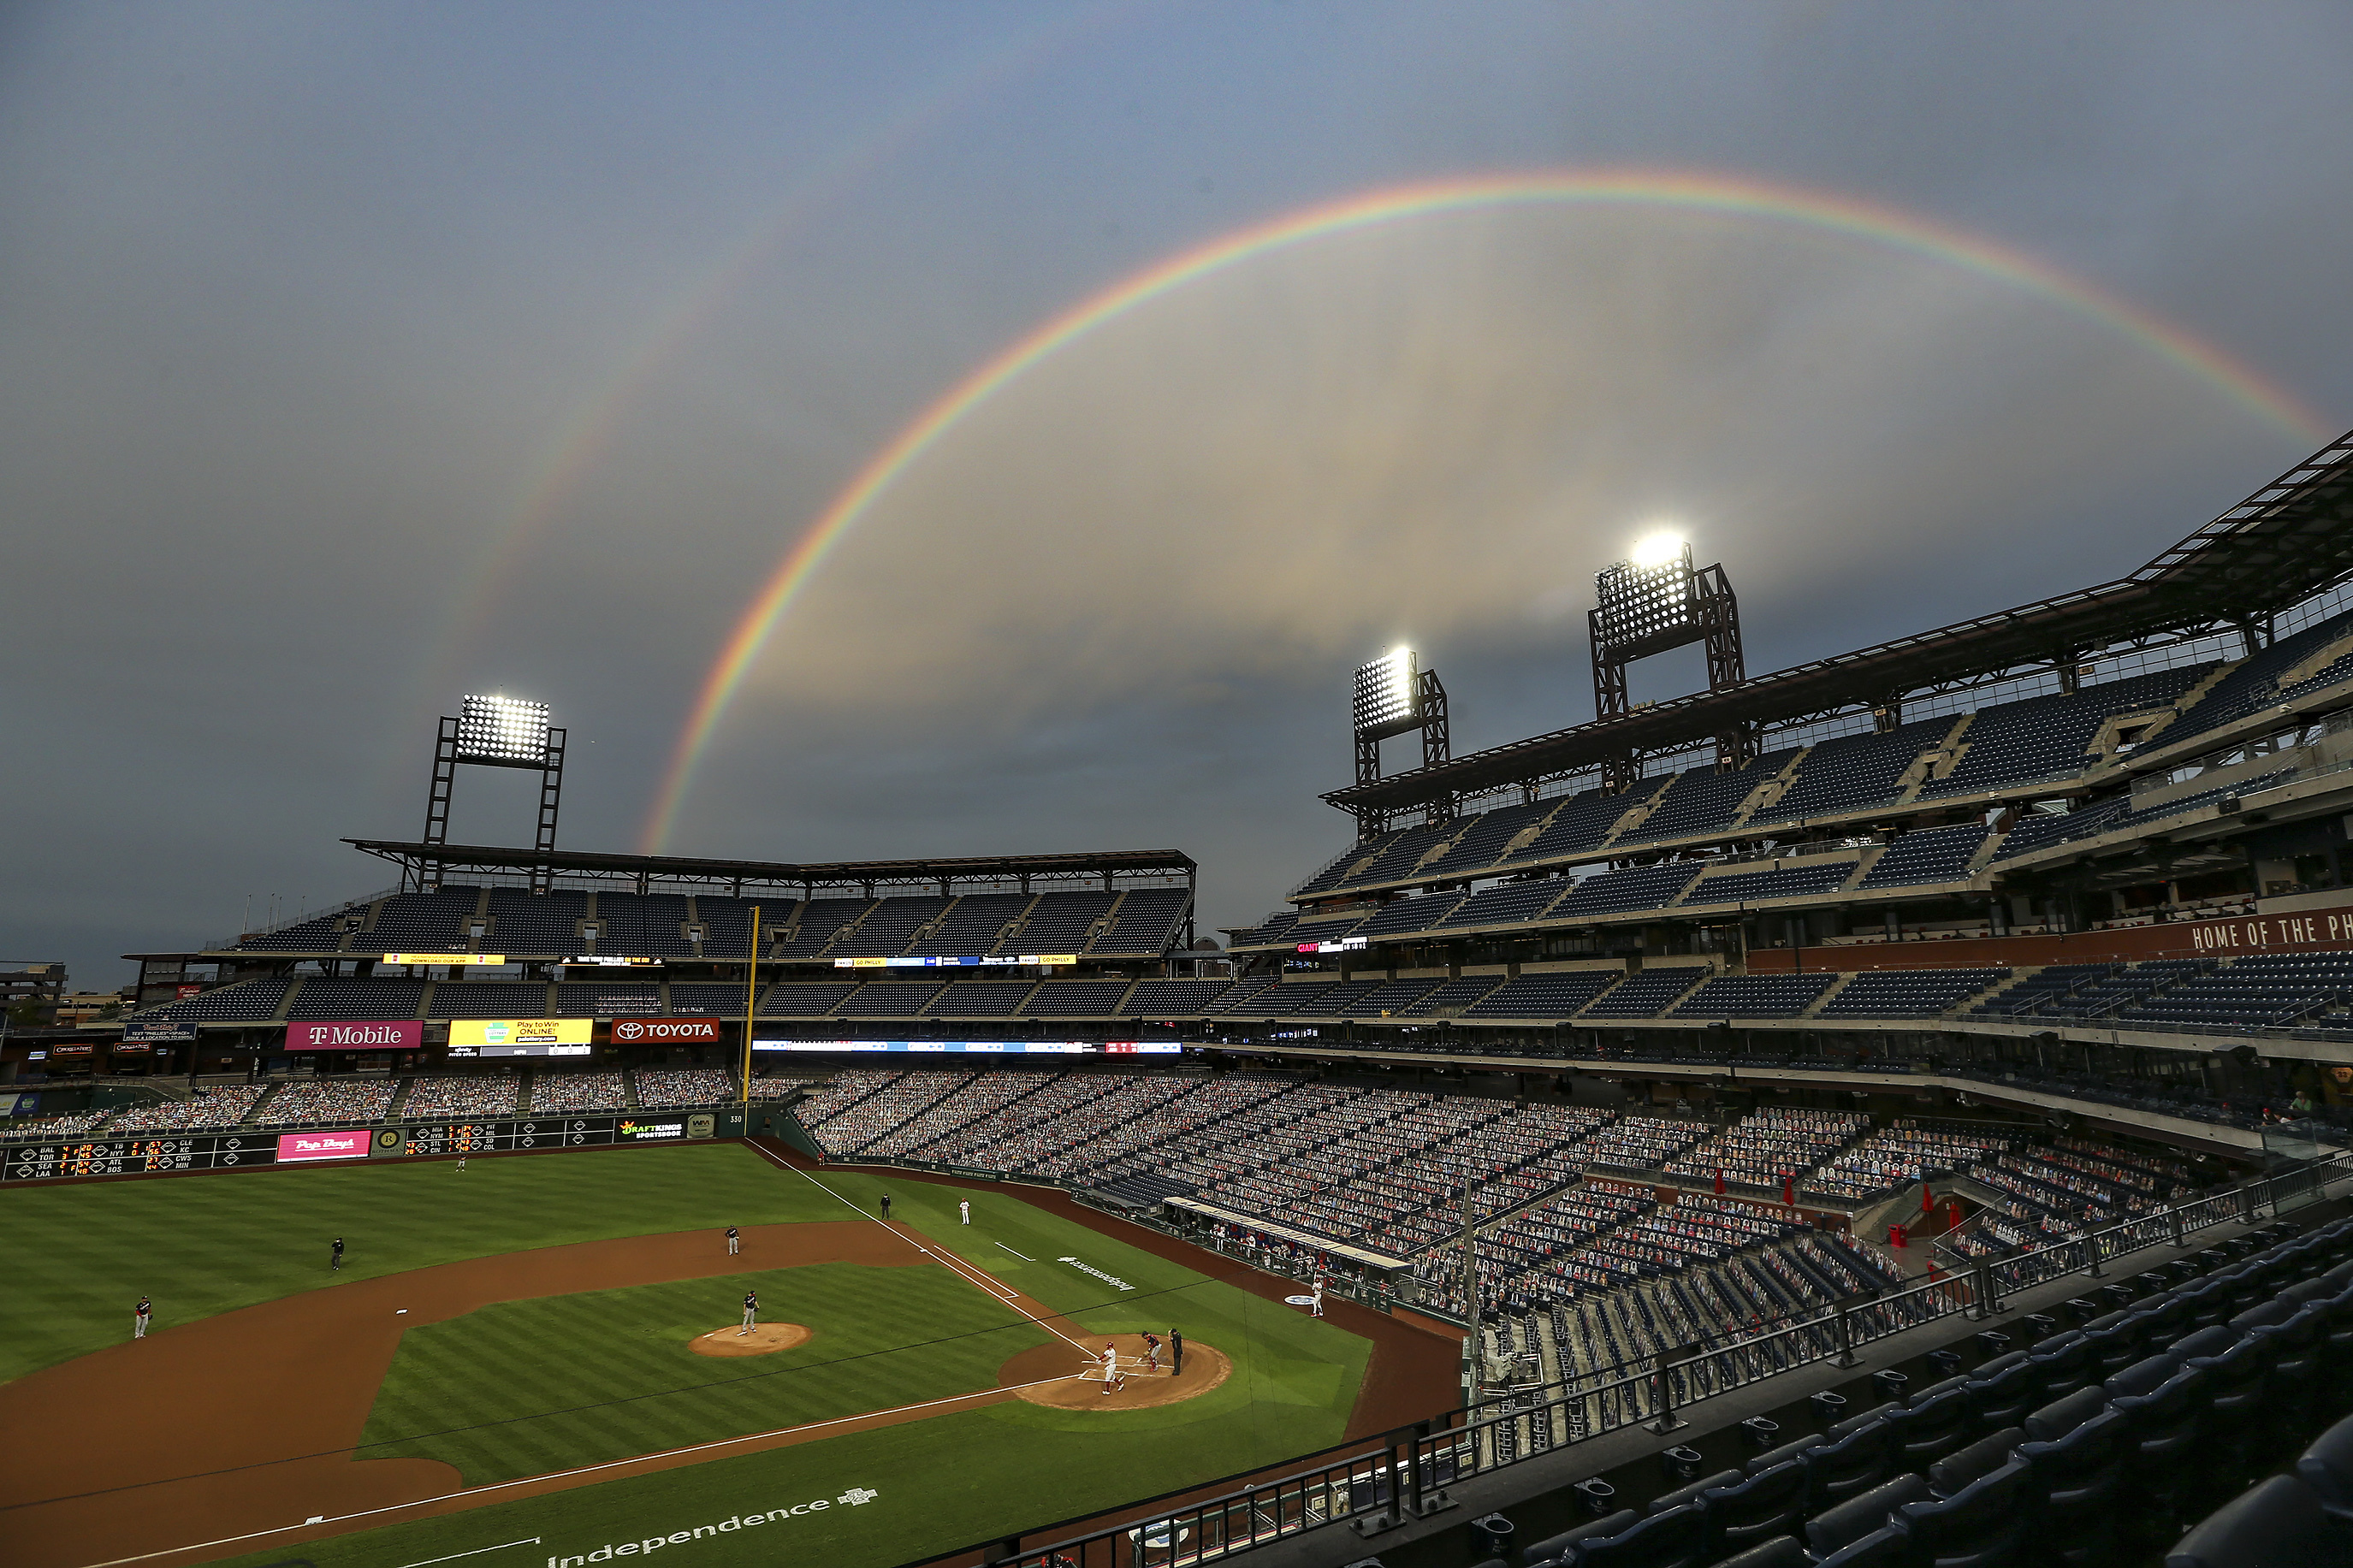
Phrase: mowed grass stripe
[
  {"left": 0, "top": 1144, "right": 856, "bottom": 1383},
  {"left": 209, "top": 1182, "right": 1378, "bottom": 1568},
  {"left": 359, "top": 1263, "right": 1049, "bottom": 1485}
]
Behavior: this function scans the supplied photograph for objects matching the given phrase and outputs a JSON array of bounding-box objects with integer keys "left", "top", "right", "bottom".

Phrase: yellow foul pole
[{"left": 740, "top": 904, "right": 760, "bottom": 1106}]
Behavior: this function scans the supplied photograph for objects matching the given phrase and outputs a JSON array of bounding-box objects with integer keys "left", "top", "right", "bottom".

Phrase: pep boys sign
[
  {"left": 610, "top": 1018, "right": 720, "bottom": 1044},
  {"left": 286, "top": 1021, "right": 424, "bottom": 1051}
]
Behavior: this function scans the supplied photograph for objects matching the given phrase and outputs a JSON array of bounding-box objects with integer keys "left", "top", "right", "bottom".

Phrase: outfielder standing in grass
[
  {"left": 959, "top": 1198, "right": 970, "bottom": 1225},
  {"left": 739, "top": 1289, "right": 758, "bottom": 1335},
  {"left": 330, "top": 1237, "right": 344, "bottom": 1271}
]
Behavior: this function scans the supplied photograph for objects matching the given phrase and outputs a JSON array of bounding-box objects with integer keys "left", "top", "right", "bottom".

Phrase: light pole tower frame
[
  {"left": 415, "top": 695, "right": 568, "bottom": 894},
  {"left": 1349, "top": 649, "right": 1453, "bottom": 840},
  {"left": 1589, "top": 543, "right": 1751, "bottom": 785}
]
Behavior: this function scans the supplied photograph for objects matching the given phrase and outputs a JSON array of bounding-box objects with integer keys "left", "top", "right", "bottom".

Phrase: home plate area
[
  {"left": 1002, "top": 1337, "right": 1230, "bottom": 1411},
  {"left": 690, "top": 1322, "right": 813, "bottom": 1357}
]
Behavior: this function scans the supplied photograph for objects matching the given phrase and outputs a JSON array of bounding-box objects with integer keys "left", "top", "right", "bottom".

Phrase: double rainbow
[{"left": 638, "top": 169, "right": 2331, "bottom": 852}]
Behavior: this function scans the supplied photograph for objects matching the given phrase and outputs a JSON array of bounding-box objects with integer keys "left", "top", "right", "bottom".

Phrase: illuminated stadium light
[
  {"left": 1593, "top": 546, "right": 1696, "bottom": 653},
  {"left": 1352, "top": 646, "right": 1419, "bottom": 735},
  {"left": 455, "top": 694, "right": 551, "bottom": 764},
  {"left": 1630, "top": 530, "right": 1685, "bottom": 568}
]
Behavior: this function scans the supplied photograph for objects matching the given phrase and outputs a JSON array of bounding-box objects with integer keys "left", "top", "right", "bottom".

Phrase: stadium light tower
[
  {"left": 1349, "top": 646, "right": 1451, "bottom": 839},
  {"left": 418, "top": 695, "right": 567, "bottom": 893},
  {"left": 1589, "top": 536, "right": 1750, "bottom": 787}
]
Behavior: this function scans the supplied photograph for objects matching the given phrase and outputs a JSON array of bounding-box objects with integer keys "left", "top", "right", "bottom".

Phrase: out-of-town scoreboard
[
  {"left": 3, "top": 1111, "right": 726, "bottom": 1181},
  {"left": 6, "top": 1132, "right": 279, "bottom": 1180}
]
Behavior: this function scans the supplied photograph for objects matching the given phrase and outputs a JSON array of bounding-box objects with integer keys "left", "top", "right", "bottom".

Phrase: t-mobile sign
[
  {"left": 285, "top": 1021, "right": 423, "bottom": 1052},
  {"left": 276, "top": 1130, "right": 370, "bottom": 1163}
]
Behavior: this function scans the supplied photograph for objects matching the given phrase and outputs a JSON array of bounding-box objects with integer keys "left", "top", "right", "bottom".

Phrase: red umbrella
[{"left": 1714, "top": 1168, "right": 1726, "bottom": 1196}]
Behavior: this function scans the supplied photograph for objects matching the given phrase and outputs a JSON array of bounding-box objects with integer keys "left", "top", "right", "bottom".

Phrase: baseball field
[{"left": 0, "top": 1139, "right": 1454, "bottom": 1568}]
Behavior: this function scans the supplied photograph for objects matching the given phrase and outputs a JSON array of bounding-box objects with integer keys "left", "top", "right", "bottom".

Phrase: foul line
[
  {"left": 396, "top": 1539, "right": 542, "bottom": 1568},
  {"left": 748, "top": 1143, "right": 1092, "bottom": 1352},
  {"left": 997, "top": 1242, "right": 1035, "bottom": 1261},
  {"left": 73, "top": 1375, "right": 1084, "bottom": 1568}
]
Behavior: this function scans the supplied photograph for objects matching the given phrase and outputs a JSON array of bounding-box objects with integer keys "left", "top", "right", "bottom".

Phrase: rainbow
[
  {"left": 639, "top": 168, "right": 2333, "bottom": 853},
  {"left": 399, "top": 2, "right": 1134, "bottom": 749}
]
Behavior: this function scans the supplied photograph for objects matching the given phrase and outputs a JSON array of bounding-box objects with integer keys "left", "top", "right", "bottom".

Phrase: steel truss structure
[
  {"left": 420, "top": 705, "right": 567, "bottom": 894},
  {"left": 1326, "top": 428, "right": 2353, "bottom": 817},
  {"left": 348, "top": 838, "right": 1196, "bottom": 902},
  {"left": 1589, "top": 544, "right": 1749, "bottom": 785}
]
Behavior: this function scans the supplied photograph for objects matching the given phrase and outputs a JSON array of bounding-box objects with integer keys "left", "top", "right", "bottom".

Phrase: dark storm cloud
[{"left": 3, "top": 1, "right": 2351, "bottom": 982}]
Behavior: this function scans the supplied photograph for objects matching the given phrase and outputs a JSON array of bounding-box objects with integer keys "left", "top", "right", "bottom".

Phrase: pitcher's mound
[
  {"left": 1001, "top": 1338, "right": 1230, "bottom": 1410},
  {"left": 690, "top": 1322, "right": 810, "bottom": 1357}
]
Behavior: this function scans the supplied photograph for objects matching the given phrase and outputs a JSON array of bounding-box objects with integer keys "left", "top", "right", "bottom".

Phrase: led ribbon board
[{"left": 752, "top": 1039, "right": 1182, "bottom": 1055}]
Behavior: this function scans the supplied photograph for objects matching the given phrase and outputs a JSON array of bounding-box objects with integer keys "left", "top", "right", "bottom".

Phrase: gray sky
[{"left": 7, "top": 2, "right": 2353, "bottom": 987}]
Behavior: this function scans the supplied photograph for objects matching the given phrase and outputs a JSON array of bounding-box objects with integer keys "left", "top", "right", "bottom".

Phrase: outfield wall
[{"left": 2, "top": 1107, "right": 754, "bottom": 1182}]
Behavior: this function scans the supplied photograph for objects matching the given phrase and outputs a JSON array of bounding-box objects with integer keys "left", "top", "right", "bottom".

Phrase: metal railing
[{"left": 929, "top": 1150, "right": 2353, "bottom": 1568}]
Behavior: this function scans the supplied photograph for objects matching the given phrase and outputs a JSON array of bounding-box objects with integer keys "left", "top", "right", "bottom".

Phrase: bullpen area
[{"left": 0, "top": 1139, "right": 1452, "bottom": 1568}]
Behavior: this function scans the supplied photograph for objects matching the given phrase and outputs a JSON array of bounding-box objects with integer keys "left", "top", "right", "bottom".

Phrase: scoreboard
[
  {"left": 4, "top": 1112, "right": 721, "bottom": 1181},
  {"left": 394, "top": 1114, "right": 698, "bottom": 1155},
  {"left": 5, "top": 1132, "right": 276, "bottom": 1181}
]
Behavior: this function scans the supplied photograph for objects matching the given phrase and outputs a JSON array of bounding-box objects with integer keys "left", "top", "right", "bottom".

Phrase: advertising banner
[
  {"left": 608, "top": 1018, "right": 721, "bottom": 1044},
  {"left": 751, "top": 1038, "right": 1181, "bottom": 1055},
  {"left": 833, "top": 955, "right": 1080, "bottom": 968},
  {"left": 381, "top": 953, "right": 508, "bottom": 967},
  {"left": 286, "top": 1021, "right": 424, "bottom": 1052},
  {"left": 276, "top": 1129, "right": 370, "bottom": 1163},
  {"left": 122, "top": 1021, "right": 197, "bottom": 1042},
  {"left": 614, "top": 1117, "right": 689, "bottom": 1142},
  {"left": 447, "top": 1019, "right": 593, "bottom": 1049}
]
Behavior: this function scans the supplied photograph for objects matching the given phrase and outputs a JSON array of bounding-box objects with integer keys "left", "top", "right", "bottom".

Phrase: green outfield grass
[
  {"left": 0, "top": 1143, "right": 849, "bottom": 1382},
  {"left": 359, "top": 1263, "right": 1051, "bottom": 1482},
  {"left": 194, "top": 1162, "right": 1372, "bottom": 1568}
]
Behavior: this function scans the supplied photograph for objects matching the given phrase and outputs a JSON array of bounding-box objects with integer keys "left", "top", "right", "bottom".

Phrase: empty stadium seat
[
  {"left": 2164, "top": 1475, "right": 2349, "bottom": 1568},
  {"left": 1892, "top": 1454, "right": 2031, "bottom": 1567},
  {"left": 1804, "top": 1471, "right": 1930, "bottom": 1558}
]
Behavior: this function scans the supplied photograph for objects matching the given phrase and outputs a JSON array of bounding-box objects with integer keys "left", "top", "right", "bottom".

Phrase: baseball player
[
  {"left": 1142, "top": 1331, "right": 1161, "bottom": 1373},
  {"left": 740, "top": 1290, "right": 759, "bottom": 1335},
  {"left": 959, "top": 1198, "right": 970, "bottom": 1226},
  {"left": 133, "top": 1295, "right": 152, "bottom": 1340},
  {"left": 331, "top": 1237, "right": 345, "bottom": 1271},
  {"left": 726, "top": 1226, "right": 740, "bottom": 1255},
  {"left": 1099, "top": 1342, "right": 1123, "bottom": 1393},
  {"left": 455, "top": 1153, "right": 467, "bottom": 1173},
  {"left": 1310, "top": 1277, "right": 1325, "bottom": 1317}
]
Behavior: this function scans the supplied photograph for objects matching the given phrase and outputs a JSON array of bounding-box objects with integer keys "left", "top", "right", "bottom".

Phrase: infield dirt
[
  {"left": 690, "top": 1321, "right": 815, "bottom": 1356},
  {"left": 3, "top": 1151, "right": 1458, "bottom": 1568}
]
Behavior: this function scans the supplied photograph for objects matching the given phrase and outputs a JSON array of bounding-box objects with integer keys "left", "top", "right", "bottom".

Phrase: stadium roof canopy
[
  {"left": 346, "top": 839, "right": 1194, "bottom": 894},
  {"left": 1331, "top": 428, "right": 2353, "bottom": 814}
]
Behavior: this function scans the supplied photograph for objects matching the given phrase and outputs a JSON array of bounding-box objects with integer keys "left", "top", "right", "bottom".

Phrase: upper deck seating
[
  {"left": 283, "top": 979, "right": 426, "bottom": 1019},
  {"left": 1919, "top": 666, "right": 2215, "bottom": 798},
  {"left": 1750, "top": 718, "right": 1953, "bottom": 825},
  {"left": 1616, "top": 751, "right": 1799, "bottom": 844},
  {"left": 1817, "top": 967, "right": 2012, "bottom": 1018},
  {"left": 1087, "top": 888, "right": 1191, "bottom": 956},
  {"left": 1856, "top": 823, "right": 1993, "bottom": 888},
  {"left": 1461, "top": 971, "right": 1622, "bottom": 1019}
]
